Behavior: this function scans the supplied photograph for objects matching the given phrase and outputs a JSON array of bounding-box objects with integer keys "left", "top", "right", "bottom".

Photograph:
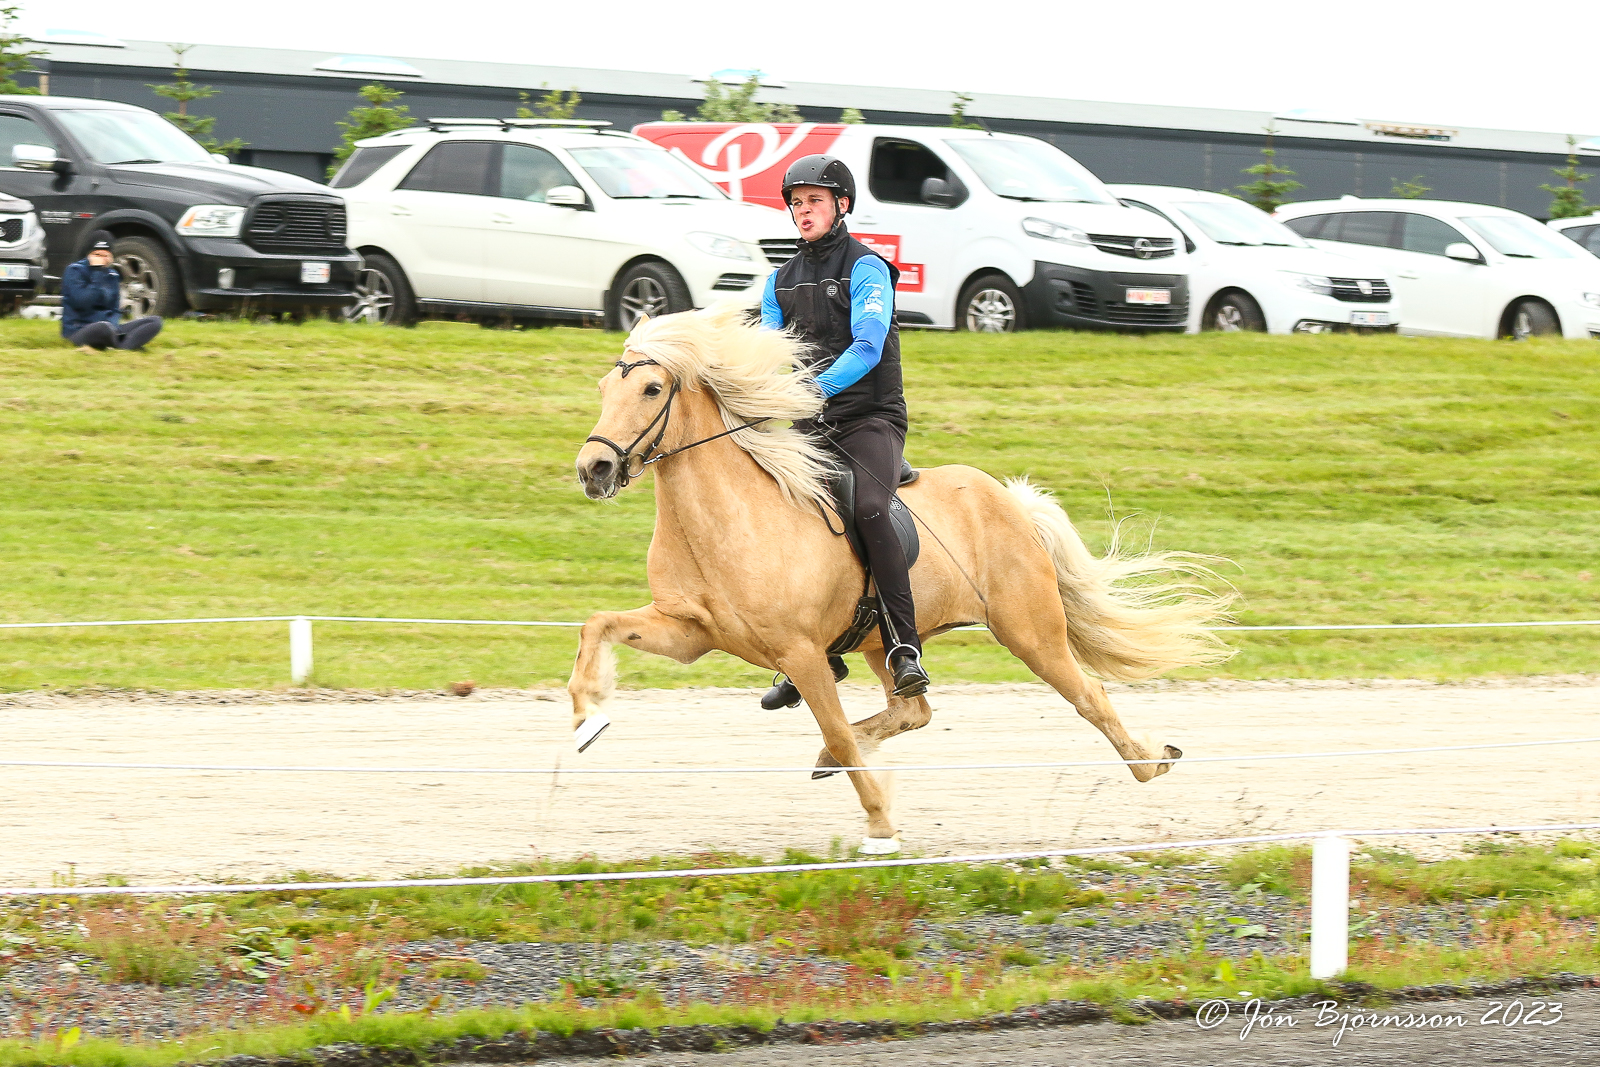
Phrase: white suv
[
  {"left": 1275, "top": 198, "right": 1600, "bottom": 340},
  {"left": 333, "top": 119, "right": 795, "bottom": 329}
]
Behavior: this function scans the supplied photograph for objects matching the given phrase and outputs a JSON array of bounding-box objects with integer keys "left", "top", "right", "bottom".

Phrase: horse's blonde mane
[{"left": 623, "top": 304, "right": 831, "bottom": 508}]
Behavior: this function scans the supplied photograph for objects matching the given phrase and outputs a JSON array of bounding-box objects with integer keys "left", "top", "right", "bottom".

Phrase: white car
[
  {"left": 1109, "top": 185, "right": 1399, "bottom": 334},
  {"left": 332, "top": 119, "right": 795, "bottom": 328},
  {"left": 1547, "top": 214, "right": 1600, "bottom": 258},
  {"left": 1275, "top": 198, "right": 1600, "bottom": 340}
]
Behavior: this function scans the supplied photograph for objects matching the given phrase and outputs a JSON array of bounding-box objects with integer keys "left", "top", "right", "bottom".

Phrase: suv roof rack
[{"left": 424, "top": 118, "right": 613, "bottom": 132}]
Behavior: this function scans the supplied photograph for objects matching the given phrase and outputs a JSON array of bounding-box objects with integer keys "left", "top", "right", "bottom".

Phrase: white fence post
[
  {"left": 1310, "top": 832, "right": 1351, "bottom": 979},
  {"left": 289, "top": 616, "right": 313, "bottom": 685}
]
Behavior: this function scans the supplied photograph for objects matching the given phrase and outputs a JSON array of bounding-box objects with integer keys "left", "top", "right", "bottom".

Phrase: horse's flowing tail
[{"left": 1006, "top": 478, "right": 1235, "bottom": 680}]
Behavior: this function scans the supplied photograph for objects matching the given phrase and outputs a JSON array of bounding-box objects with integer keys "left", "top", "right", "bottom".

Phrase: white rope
[
  {"left": 2, "top": 615, "right": 1598, "bottom": 632},
  {"left": 9, "top": 820, "right": 1598, "bottom": 898},
  {"left": 3, "top": 734, "right": 1596, "bottom": 776}
]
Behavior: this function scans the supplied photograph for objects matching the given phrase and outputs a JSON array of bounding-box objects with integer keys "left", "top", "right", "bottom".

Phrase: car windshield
[
  {"left": 566, "top": 145, "right": 725, "bottom": 199},
  {"left": 1174, "top": 198, "right": 1307, "bottom": 247},
  {"left": 946, "top": 138, "right": 1115, "bottom": 204},
  {"left": 54, "top": 109, "right": 213, "bottom": 165},
  {"left": 1460, "top": 214, "right": 1582, "bottom": 259}
]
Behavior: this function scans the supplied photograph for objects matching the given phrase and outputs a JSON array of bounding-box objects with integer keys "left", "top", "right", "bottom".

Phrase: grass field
[{"left": 1, "top": 318, "right": 1596, "bottom": 691}]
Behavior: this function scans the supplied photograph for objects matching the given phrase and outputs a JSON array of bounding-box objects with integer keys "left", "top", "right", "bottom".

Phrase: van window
[
  {"left": 869, "top": 139, "right": 963, "bottom": 206},
  {"left": 946, "top": 138, "right": 1115, "bottom": 204},
  {"left": 329, "top": 144, "right": 407, "bottom": 189},
  {"left": 1332, "top": 211, "right": 1400, "bottom": 248},
  {"left": 397, "top": 141, "right": 495, "bottom": 195},
  {"left": 500, "top": 144, "right": 581, "bottom": 202},
  {"left": 0, "top": 113, "right": 58, "bottom": 167},
  {"left": 1398, "top": 213, "right": 1470, "bottom": 256}
]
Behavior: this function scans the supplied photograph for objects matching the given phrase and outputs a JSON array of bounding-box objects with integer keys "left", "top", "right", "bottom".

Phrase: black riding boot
[{"left": 761, "top": 655, "right": 849, "bottom": 710}]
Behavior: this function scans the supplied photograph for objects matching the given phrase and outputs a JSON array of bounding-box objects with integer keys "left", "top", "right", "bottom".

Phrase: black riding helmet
[{"left": 781, "top": 154, "right": 855, "bottom": 214}]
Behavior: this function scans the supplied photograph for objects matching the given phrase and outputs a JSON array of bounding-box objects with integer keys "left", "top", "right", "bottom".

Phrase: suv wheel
[
  {"left": 608, "top": 261, "right": 691, "bottom": 331},
  {"left": 1204, "top": 290, "right": 1266, "bottom": 332},
  {"left": 113, "top": 236, "right": 185, "bottom": 318},
  {"left": 957, "top": 274, "right": 1023, "bottom": 332},
  {"left": 345, "top": 252, "right": 416, "bottom": 326},
  {"left": 1504, "top": 299, "right": 1559, "bottom": 340}
]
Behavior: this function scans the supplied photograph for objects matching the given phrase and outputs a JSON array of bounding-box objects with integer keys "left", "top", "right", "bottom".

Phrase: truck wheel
[
  {"left": 1503, "top": 299, "right": 1559, "bottom": 340},
  {"left": 113, "top": 236, "right": 186, "bottom": 318},
  {"left": 957, "top": 274, "right": 1023, "bottom": 332},
  {"left": 344, "top": 252, "right": 417, "bottom": 326},
  {"left": 608, "top": 261, "right": 691, "bottom": 332},
  {"left": 1204, "top": 290, "right": 1266, "bottom": 332}
]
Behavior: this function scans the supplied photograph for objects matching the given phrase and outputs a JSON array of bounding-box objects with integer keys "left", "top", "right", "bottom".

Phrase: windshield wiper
[{"left": 108, "top": 158, "right": 163, "bottom": 165}]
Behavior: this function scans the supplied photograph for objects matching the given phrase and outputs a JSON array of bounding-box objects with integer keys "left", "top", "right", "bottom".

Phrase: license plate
[
  {"left": 1350, "top": 311, "right": 1389, "bottom": 326},
  {"left": 1125, "top": 288, "right": 1170, "bottom": 304},
  {"left": 0, "top": 264, "right": 29, "bottom": 281},
  {"left": 300, "top": 261, "right": 330, "bottom": 284}
]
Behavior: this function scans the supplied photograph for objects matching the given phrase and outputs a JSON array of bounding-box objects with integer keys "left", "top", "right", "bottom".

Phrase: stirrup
[{"left": 889, "top": 647, "right": 929, "bottom": 699}]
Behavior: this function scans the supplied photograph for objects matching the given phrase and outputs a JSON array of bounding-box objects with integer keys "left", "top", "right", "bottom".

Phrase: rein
[{"left": 584, "top": 358, "right": 769, "bottom": 488}]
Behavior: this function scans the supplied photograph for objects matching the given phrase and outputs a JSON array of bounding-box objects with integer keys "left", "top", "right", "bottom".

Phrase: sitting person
[{"left": 60, "top": 238, "right": 163, "bottom": 351}]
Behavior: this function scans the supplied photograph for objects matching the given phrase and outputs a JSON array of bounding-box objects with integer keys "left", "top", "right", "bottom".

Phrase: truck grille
[
  {"left": 1088, "top": 234, "right": 1176, "bottom": 259},
  {"left": 758, "top": 238, "right": 798, "bottom": 268},
  {"left": 244, "top": 199, "right": 348, "bottom": 253},
  {"left": 1102, "top": 296, "right": 1189, "bottom": 326},
  {"left": 1329, "top": 277, "right": 1392, "bottom": 303},
  {"left": 0, "top": 219, "right": 21, "bottom": 243}
]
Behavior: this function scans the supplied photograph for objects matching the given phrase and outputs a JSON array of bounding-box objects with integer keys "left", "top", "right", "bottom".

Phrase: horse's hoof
[
  {"left": 859, "top": 835, "right": 901, "bottom": 855},
  {"left": 812, "top": 747, "right": 843, "bottom": 779},
  {"left": 574, "top": 712, "right": 610, "bottom": 753},
  {"left": 1164, "top": 744, "right": 1183, "bottom": 762}
]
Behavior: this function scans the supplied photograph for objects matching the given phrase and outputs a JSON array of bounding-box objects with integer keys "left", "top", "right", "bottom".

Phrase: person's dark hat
[
  {"left": 781, "top": 155, "right": 856, "bottom": 213},
  {"left": 84, "top": 229, "right": 114, "bottom": 255},
  {"left": 90, "top": 239, "right": 111, "bottom": 252}
]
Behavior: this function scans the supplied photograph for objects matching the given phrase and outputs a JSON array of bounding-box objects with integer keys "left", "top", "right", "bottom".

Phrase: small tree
[
  {"left": 0, "top": 3, "right": 44, "bottom": 95},
  {"left": 329, "top": 83, "right": 415, "bottom": 178},
  {"left": 149, "top": 45, "right": 245, "bottom": 156},
  {"left": 1235, "top": 126, "right": 1302, "bottom": 213},
  {"left": 1540, "top": 135, "right": 1593, "bottom": 220},
  {"left": 659, "top": 75, "right": 801, "bottom": 123},
  {"left": 949, "top": 92, "right": 983, "bottom": 130},
  {"left": 839, "top": 107, "right": 865, "bottom": 124},
  {"left": 1390, "top": 175, "right": 1430, "bottom": 199},
  {"left": 517, "top": 83, "right": 580, "bottom": 120}
]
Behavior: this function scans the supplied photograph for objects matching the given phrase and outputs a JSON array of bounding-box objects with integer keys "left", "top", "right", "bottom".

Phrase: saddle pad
[{"left": 826, "top": 465, "right": 921, "bottom": 570}]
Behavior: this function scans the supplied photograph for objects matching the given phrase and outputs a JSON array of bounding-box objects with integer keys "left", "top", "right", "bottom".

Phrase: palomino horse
[{"left": 570, "top": 305, "right": 1231, "bottom": 853}]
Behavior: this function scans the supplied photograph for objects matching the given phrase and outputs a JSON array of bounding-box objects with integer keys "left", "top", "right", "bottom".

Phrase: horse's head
[{"left": 575, "top": 353, "right": 680, "bottom": 500}]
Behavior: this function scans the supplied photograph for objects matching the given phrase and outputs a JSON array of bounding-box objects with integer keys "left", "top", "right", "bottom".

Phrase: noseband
[{"left": 584, "top": 357, "right": 769, "bottom": 489}]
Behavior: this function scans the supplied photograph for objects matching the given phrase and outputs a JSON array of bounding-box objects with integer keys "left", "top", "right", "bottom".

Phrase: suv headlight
[
  {"left": 1281, "top": 270, "right": 1334, "bottom": 296},
  {"left": 1579, "top": 291, "right": 1600, "bottom": 310},
  {"left": 687, "top": 232, "right": 752, "bottom": 260},
  {"left": 176, "top": 205, "right": 246, "bottom": 238},
  {"left": 1022, "top": 217, "right": 1090, "bottom": 245}
]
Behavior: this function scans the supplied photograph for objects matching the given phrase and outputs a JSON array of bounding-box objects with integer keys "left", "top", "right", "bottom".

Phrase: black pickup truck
[{"left": 0, "top": 95, "right": 359, "bottom": 316}]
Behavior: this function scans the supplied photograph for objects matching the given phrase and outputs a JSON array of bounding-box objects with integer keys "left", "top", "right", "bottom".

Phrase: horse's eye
[{"left": 643, "top": 382, "right": 663, "bottom": 398}]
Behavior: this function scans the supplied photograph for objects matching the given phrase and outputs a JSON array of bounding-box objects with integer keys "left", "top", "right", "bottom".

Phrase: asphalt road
[{"left": 547, "top": 990, "right": 1599, "bottom": 1066}]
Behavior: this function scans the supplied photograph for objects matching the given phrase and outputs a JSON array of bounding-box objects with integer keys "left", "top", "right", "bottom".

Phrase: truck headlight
[
  {"left": 687, "top": 232, "right": 752, "bottom": 260},
  {"left": 1579, "top": 291, "right": 1600, "bottom": 310},
  {"left": 1022, "top": 217, "right": 1090, "bottom": 245},
  {"left": 176, "top": 205, "right": 246, "bottom": 238},
  {"left": 1281, "top": 271, "right": 1334, "bottom": 296}
]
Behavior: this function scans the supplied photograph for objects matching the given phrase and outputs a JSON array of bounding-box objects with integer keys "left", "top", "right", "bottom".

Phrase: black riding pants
[
  {"left": 68, "top": 316, "right": 163, "bottom": 351},
  {"left": 817, "top": 416, "right": 922, "bottom": 661}
]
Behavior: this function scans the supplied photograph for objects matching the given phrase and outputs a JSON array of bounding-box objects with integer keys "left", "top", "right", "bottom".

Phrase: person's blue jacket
[{"left": 60, "top": 259, "right": 122, "bottom": 337}]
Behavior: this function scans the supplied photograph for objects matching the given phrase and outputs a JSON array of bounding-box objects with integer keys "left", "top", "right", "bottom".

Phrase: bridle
[{"left": 584, "top": 357, "right": 768, "bottom": 489}]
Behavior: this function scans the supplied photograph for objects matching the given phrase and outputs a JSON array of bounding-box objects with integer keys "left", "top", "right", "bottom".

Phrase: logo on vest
[{"left": 824, "top": 280, "right": 840, "bottom": 298}]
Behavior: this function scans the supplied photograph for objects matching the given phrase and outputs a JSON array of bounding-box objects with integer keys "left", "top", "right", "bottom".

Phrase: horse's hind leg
[
  {"left": 812, "top": 646, "right": 933, "bottom": 776},
  {"left": 988, "top": 604, "right": 1179, "bottom": 783},
  {"left": 568, "top": 604, "right": 713, "bottom": 736}
]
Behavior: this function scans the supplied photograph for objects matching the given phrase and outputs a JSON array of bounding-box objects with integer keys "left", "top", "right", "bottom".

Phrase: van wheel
[
  {"left": 1503, "top": 299, "right": 1559, "bottom": 340},
  {"left": 113, "top": 236, "right": 186, "bottom": 318},
  {"left": 345, "top": 252, "right": 417, "bottom": 326},
  {"left": 957, "top": 274, "right": 1023, "bottom": 332},
  {"left": 1204, "top": 290, "right": 1266, "bottom": 332},
  {"left": 608, "top": 261, "right": 691, "bottom": 331}
]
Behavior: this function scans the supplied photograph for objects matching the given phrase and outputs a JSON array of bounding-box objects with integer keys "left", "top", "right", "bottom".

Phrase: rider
[{"left": 758, "top": 154, "right": 929, "bottom": 708}]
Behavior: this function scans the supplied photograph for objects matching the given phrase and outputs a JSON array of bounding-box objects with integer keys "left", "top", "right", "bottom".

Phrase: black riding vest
[{"left": 773, "top": 225, "right": 907, "bottom": 432}]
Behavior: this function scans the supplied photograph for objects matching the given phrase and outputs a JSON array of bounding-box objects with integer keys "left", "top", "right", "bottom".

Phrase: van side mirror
[
  {"left": 545, "top": 185, "right": 588, "bottom": 208},
  {"left": 1444, "top": 241, "right": 1483, "bottom": 263},
  {"left": 920, "top": 176, "right": 959, "bottom": 208},
  {"left": 11, "top": 143, "right": 62, "bottom": 172}
]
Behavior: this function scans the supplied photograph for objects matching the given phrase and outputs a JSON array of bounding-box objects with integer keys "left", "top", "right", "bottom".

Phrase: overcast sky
[{"left": 23, "top": 0, "right": 1600, "bottom": 137}]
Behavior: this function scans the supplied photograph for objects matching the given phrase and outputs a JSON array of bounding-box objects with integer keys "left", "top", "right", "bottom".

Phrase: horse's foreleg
[
  {"left": 567, "top": 605, "right": 712, "bottom": 738},
  {"left": 812, "top": 646, "right": 933, "bottom": 775},
  {"left": 784, "top": 650, "right": 898, "bottom": 851}
]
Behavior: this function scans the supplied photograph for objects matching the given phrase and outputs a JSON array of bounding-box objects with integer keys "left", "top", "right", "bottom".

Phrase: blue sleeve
[
  {"left": 759, "top": 272, "right": 782, "bottom": 330},
  {"left": 61, "top": 263, "right": 94, "bottom": 313},
  {"left": 815, "top": 256, "right": 893, "bottom": 397}
]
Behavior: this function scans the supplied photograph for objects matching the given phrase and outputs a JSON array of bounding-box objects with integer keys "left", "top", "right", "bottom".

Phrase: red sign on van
[
  {"left": 855, "top": 233, "right": 924, "bottom": 294},
  {"left": 634, "top": 122, "right": 849, "bottom": 211}
]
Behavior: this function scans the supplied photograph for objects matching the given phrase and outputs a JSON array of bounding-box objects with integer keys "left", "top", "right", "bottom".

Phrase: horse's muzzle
[{"left": 575, "top": 450, "right": 621, "bottom": 500}]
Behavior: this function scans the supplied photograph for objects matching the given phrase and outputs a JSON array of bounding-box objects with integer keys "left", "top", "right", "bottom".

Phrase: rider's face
[
  {"left": 789, "top": 185, "right": 847, "bottom": 241},
  {"left": 88, "top": 249, "right": 112, "bottom": 267}
]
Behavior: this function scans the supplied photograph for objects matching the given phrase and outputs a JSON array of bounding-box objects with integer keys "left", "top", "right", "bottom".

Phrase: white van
[
  {"left": 335, "top": 119, "right": 794, "bottom": 329},
  {"left": 633, "top": 122, "right": 1190, "bottom": 332}
]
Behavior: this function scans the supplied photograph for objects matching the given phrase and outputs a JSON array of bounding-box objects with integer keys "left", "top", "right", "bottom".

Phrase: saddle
[{"left": 823, "top": 459, "right": 921, "bottom": 656}]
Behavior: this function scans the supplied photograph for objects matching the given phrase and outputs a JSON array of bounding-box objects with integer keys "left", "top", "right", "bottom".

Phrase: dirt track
[{"left": 1, "top": 678, "right": 1595, "bottom": 885}]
